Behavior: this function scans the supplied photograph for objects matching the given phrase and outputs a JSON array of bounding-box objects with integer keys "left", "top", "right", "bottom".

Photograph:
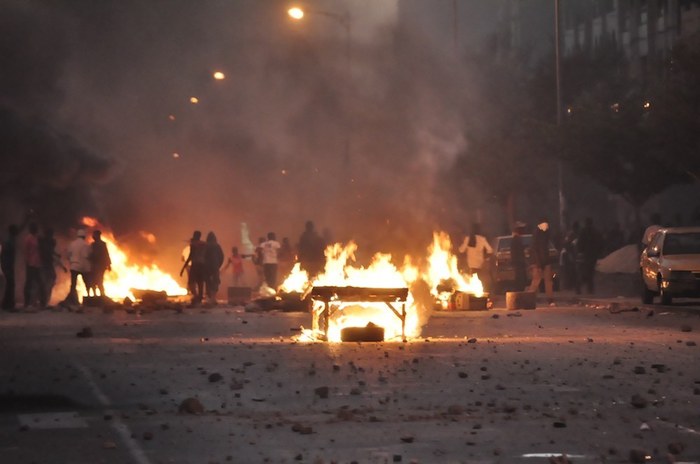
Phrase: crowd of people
[
  {"left": 181, "top": 220, "right": 328, "bottom": 304},
  {"left": 1, "top": 222, "right": 111, "bottom": 311},
  {"left": 0, "top": 213, "right": 673, "bottom": 310}
]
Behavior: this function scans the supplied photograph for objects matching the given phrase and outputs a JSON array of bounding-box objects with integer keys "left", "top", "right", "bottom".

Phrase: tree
[{"left": 451, "top": 51, "right": 556, "bottom": 230}]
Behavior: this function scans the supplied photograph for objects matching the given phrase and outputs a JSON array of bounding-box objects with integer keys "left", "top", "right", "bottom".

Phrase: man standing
[
  {"left": 180, "top": 230, "right": 206, "bottom": 304},
  {"left": 1, "top": 225, "right": 20, "bottom": 310},
  {"left": 297, "top": 221, "right": 325, "bottom": 279},
  {"left": 458, "top": 223, "right": 493, "bottom": 291},
  {"left": 89, "top": 230, "right": 111, "bottom": 298},
  {"left": 64, "top": 229, "right": 91, "bottom": 305},
  {"left": 39, "top": 228, "right": 65, "bottom": 304},
  {"left": 261, "top": 232, "right": 281, "bottom": 289},
  {"left": 528, "top": 218, "right": 555, "bottom": 305},
  {"left": 23, "top": 223, "right": 46, "bottom": 308}
]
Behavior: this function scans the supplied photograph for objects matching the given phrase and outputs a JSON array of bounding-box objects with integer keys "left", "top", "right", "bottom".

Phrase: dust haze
[{"left": 0, "top": 0, "right": 491, "bottom": 274}]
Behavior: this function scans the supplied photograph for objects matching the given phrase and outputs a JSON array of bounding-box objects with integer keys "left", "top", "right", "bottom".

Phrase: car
[
  {"left": 492, "top": 234, "right": 559, "bottom": 293},
  {"left": 640, "top": 226, "right": 700, "bottom": 305}
]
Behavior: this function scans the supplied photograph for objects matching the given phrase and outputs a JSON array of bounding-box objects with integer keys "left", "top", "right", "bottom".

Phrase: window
[{"left": 663, "top": 233, "right": 700, "bottom": 255}]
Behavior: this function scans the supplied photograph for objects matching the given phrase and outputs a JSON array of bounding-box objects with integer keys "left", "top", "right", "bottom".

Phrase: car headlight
[{"left": 668, "top": 271, "right": 694, "bottom": 282}]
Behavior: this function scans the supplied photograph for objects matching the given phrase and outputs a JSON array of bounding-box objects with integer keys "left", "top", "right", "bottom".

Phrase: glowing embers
[{"left": 310, "top": 286, "right": 409, "bottom": 342}]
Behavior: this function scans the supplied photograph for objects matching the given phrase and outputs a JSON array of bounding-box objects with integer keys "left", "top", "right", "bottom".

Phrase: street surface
[{"left": 0, "top": 295, "right": 699, "bottom": 464}]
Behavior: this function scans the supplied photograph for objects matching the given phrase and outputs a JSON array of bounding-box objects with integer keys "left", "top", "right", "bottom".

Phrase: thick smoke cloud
[{"left": 2, "top": 0, "right": 488, "bottom": 273}]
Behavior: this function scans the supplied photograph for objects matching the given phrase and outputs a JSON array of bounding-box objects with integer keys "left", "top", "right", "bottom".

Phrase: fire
[
  {"left": 424, "top": 232, "right": 484, "bottom": 309},
  {"left": 310, "top": 242, "right": 419, "bottom": 342},
  {"left": 285, "top": 231, "right": 483, "bottom": 342},
  {"left": 78, "top": 217, "right": 187, "bottom": 301}
]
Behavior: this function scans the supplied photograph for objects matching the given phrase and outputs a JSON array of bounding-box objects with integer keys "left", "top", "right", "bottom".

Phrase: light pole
[
  {"left": 287, "top": 5, "right": 352, "bottom": 167},
  {"left": 555, "top": 0, "right": 566, "bottom": 233}
]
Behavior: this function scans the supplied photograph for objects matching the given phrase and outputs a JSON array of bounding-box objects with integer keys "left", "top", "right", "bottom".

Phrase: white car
[{"left": 640, "top": 227, "right": 700, "bottom": 304}]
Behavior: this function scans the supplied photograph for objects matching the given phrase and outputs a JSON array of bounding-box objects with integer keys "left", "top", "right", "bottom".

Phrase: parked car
[
  {"left": 640, "top": 227, "right": 700, "bottom": 305},
  {"left": 492, "top": 234, "right": 559, "bottom": 293}
]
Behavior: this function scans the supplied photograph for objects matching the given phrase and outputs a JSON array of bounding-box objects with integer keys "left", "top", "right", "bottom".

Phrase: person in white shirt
[
  {"left": 458, "top": 223, "right": 493, "bottom": 290},
  {"left": 63, "top": 229, "right": 91, "bottom": 304},
  {"left": 261, "top": 232, "right": 281, "bottom": 289}
]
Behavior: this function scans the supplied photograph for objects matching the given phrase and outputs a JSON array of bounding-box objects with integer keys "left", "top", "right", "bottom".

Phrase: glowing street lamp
[
  {"left": 288, "top": 6, "right": 304, "bottom": 20},
  {"left": 213, "top": 71, "right": 225, "bottom": 80}
]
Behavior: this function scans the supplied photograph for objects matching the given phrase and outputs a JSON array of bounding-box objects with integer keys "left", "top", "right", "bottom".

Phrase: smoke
[
  {"left": 2, "top": 0, "right": 489, "bottom": 274},
  {"left": 0, "top": 0, "right": 115, "bottom": 230}
]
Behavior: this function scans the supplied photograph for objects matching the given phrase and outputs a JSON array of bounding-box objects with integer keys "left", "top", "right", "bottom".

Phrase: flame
[
  {"left": 424, "top": 232, "right": 483, "bottom": 309},
  {"left": 79, "top": 217, "right": 187, "bottom": 301},
  {"left": 139, "top": 231, "right": 157, "bottom": 244},
  {"left": 308, "top": 242, "right": 420, "bottom": 342},
  {"left": 279, "top": 263, "right": 309, "bottom": 293},
  {"left": 285, "top": 231, "right": 484, "bottom": 342}
]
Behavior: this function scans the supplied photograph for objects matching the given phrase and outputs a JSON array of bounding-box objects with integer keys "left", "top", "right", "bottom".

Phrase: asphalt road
[{"left": 0, "top": 298, "right": 699, "bottom": 464}]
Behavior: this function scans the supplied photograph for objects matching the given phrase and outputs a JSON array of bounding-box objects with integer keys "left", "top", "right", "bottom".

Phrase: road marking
[{"left": 74, "top": 362, "right": 152, "bottom": 464}]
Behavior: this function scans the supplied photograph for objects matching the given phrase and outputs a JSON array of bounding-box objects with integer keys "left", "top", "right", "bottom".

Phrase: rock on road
[{"left": 0, "top": 300, "right": 698, "bottom": 464}]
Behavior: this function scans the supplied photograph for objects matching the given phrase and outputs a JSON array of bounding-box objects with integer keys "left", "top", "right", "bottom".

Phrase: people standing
[
  {"left": 89, "top": 230, "right": 111, "bottom": 298},
  {"left": 180, "top": 231, "right": 206, "bottom": 304},
  {"left": 222, "top": 246, "right": 245, "bottom": 286},
  {"left": 577, "top": 217, "right": 602, "bottom": 294},
  {"left": 39, "top": 227, "right": 64, "bottom": 305},
  {"left": 23, "top": 223, "right": 46, "bottom": 308},
  {"left": 297, "top": 221, "right": 325, "bottom": 279},
  {"left": 528, "top": 218, "right": 555, "bottom": 305},
  {"left": 511, "top": 222, "right": 528, "bottom": 292},
  {"left": 204, "top": 232, "right": 224, "bottom": 302},
  {"left": 1, "top": 225, "right": 20, "bottom": 310},
  {"left": 64, "top": 229, "right": 91, "bottom": 305},
  {"left": 261, "top": 232, "right": 281, "bottom": 289},
  {"left": 458, "top": 223, "right": 493, "bottom": 291}
]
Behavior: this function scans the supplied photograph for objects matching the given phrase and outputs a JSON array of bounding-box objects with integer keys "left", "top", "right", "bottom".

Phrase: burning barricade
[{"left": 276, "top": 232, "right": 488, "bottom": 342}]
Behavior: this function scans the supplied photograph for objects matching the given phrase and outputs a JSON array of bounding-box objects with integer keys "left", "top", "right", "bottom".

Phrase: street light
[{"left": 286, "top": 5, "right": 351, "bottom": 65}]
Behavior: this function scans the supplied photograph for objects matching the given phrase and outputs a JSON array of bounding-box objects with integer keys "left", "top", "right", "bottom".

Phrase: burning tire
[{"left": 340, "top": 324, "right": 385, "bottom": 342}]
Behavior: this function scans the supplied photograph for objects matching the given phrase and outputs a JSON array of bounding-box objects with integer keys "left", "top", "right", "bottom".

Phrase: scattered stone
[
  {"left": 208, "top": 373, "right": 223, "bottom": 383},
  {"left": 393, "top": 454, "right": 402, "bottom": 462},
  {"left": 680, "top": 325, "right": 692, "bottom": 333},
  {"left": 291, "top": 423, "right": 313, "bottom": 434},
  {"left": 446, "top": 405, "right": 464, "bottom": 415},
  {"left": 630, "top": 394, "right": 648, "bottom": 409},
  {"left": 651, "top": 364, "right": 667, "bottom": 373},
  {"left": 467, "top": 338, "right": 477, "bottom": 343},
  {"left": 314, "top": 386, "right": 329, "bottom": 399},
  {"left": 686, "top": 341, "right": 697, "bottom": 347},
  {"left": 142, "top": 431, "right": 153, "bottom": 441},
  {"left": 552, "top": 421, "right": 567, "bottom": 428},
  {"left": 491, "top": 314, "right": 500, "bottom": 319},
  {"left": 458, "top": 372, "right": 468, "bottom": 379},
  {"left": 76, "top": 327, "right": 93, "bottom": 338},
  {"left": 633, "top": 366, "right": 646, "bottom": 375},
  {"left": 400, "top": 435, "right": 414, "bottom": 443},
  {"left": 178, "top": 397, "right": 204, "bottom": 415}
]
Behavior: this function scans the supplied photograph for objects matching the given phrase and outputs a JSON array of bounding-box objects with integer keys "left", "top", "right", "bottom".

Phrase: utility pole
[{"left": 555, "top": 0, "right": 566, "bottom": 233}]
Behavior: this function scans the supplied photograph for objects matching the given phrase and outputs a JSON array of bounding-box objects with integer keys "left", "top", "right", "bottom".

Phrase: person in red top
[
  {"left": 23, "top": 223, "right": 46, "bottom": 308},
  {"left": 222, "top": 246, "right": 245, "bottom": 286},
  {"left": 180, "top": 230, "right": 206, "bottom": 304}
]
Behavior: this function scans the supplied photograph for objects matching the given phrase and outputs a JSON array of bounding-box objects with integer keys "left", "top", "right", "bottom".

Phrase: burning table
[{"left": 310, "top": 286, "right": 410, "bottom": 342}]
